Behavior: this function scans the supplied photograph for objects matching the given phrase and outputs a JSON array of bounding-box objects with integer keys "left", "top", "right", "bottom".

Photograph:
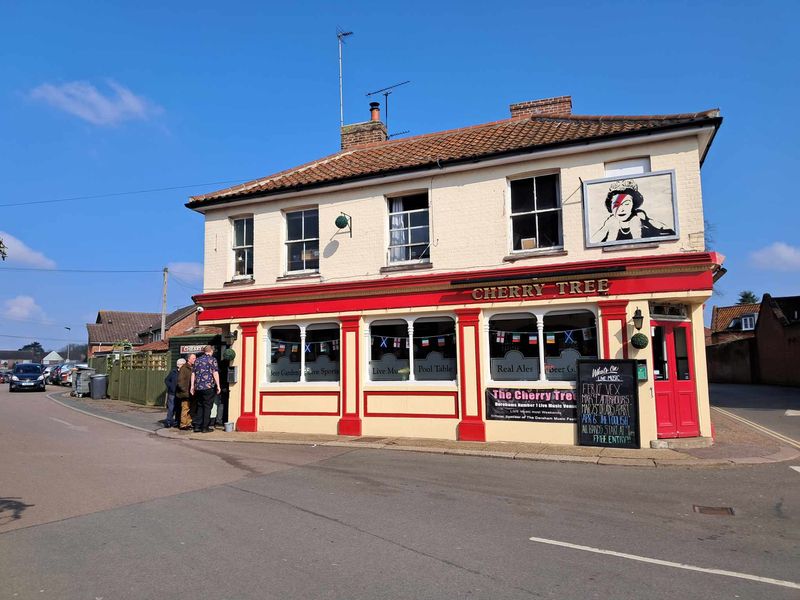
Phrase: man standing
[
  {"left": 190, "top": 346, "right": 220, "bottom": 433},
  {"left": 163, "top": 361, "right": 180, "bottom": 428},
  {"left": 176, "top": 354, "right": 195, "bottom": 430}
]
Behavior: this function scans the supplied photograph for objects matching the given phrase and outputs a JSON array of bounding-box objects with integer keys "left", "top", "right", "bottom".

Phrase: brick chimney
[
  {"left": 509, "top": 96, "right": 572, "bottom": 118},
  {"left": 341, "top": 102, "right": 388, "bottom": 150}
]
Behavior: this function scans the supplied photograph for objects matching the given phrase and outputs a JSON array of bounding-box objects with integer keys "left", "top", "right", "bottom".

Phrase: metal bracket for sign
[{"left": 575, "top": 358, "right": 640, "bottom": 449}]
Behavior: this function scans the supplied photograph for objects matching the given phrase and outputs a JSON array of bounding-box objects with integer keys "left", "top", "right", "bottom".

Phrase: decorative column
[
  {"left": 456, "top": 308, "right": 486, "bottom": 442},
  {"left": 406, "top": 320, "right": 415, "bottom": 382},
  {"left": 299, "top": 325, "right": 307, "bottom": 383},
  {"left": 598, "top": 300, "right": 629, "bottom": 359},
  {"left": 235, "top": 321, "right": 260, "bottom": 432},
  {"left": 536, "top": 317, "right": 546, "bottom": 382},
  {"left": 337, "top": 315, "right": 362, "bottom": 436}
]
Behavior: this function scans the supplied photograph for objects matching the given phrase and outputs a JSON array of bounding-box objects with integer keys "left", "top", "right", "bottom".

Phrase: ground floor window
[
  {"left": 543, "top": 311, "right": 597, "bottom": 381},
  {"left": 369, "top": 317, "right": 456, "bottom": 382},
  {"left": 489, "top": 314, "right": 540, "bottom": 381},
  {"left": 268, "top": 323, "right": 340, "bottom": 383}
]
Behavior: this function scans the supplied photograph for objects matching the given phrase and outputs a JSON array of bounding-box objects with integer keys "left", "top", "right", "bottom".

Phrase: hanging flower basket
[
  {"left": 222, "top": 348, "right": 236, "bottom": 362},
  {"left": 630, "top": 332, "right": 649, "bottom": 349}
]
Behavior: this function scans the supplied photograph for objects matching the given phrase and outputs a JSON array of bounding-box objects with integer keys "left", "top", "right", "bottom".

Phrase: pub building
[{"left": 188, "top": 96, "right": 723, "bottom": 448}]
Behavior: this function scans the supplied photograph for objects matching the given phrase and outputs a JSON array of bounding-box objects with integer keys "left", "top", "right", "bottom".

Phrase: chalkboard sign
[
  {"left": 486, "top": 388, "right": 577, "bottom": 423},
  {"left": 576, "top": 359, "right": 639, "bottom": 448}
]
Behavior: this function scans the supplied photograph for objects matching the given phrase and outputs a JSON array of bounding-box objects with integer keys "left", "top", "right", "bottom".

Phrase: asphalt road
[
  {"left": 711, "top": 383, "right": 800, "bottom": 444},
  {"left": 1, "top": 386, "right": 798, "bottom": 599}
]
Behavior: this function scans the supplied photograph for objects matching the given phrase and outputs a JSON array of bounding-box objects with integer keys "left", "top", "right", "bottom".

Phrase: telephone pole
[{"left": 160, "top": 267, "right": 168, "bottom": 341}]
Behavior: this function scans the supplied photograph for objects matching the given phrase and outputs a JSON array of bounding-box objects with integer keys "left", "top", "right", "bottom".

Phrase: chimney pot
[{"left": 369, "top": 102, "right": 381, "bottom": 122}]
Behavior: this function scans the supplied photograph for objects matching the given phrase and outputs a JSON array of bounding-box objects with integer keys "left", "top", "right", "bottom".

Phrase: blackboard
[
  {"left": 486, "top": 388, "right": 577, "bottom": 423},
  {"left": 576, "top": 359, "right": 639, "bottom": 448}
]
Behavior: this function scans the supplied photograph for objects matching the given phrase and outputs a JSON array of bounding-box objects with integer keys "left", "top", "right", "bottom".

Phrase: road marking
[
  {"left": 785, "top": 409, "right": 800, "bottom": 417},
  {"left": 528, "top": 536, "right": 800, "bottom": 590},
  {"left": 49, "top": 417, "right": 88, "bottom": 432},
  {"left": 791, "top": 466, "right": 800, "bottom": 474},
  {"left": 712, "top": 407, "right": 800, "bottom": 450},
  {"left": 46, "top": 392, "right": 156, "bottom": 434}
]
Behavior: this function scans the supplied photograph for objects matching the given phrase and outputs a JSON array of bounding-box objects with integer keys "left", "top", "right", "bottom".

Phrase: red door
[{"left": 652, "top": 321, "right": 699, "bottom": 438}]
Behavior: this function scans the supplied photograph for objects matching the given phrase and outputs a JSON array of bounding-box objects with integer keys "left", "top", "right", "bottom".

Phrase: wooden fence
[{"left": 89, "top": 352, "right": 170, "bottom": 406}]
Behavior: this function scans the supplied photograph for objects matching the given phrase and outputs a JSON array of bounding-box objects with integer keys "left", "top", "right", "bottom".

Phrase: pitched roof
[
  {"left": 761, "top": 294, "right": 800, "bottom": 327},
  {"left": 711, "top": 303, "right": 760, "bottom": 333},
  {"left": 87, "top": 311, "right": 161, "bottom": 344},
  {"left": 188, "top": 109, "right": 721, "bottom": 208},
  {"left": 0, "top": 350, "right": 37, "bottom": 360},
  {"left": 140, "top": 305, "right": 197, "bottom": 335},
  {"left": 136, "top": 340, "right": 169, "bottom": 352}
]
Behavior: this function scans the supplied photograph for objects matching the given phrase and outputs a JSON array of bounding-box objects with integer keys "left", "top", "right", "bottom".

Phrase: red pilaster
[
  {"left": 456, "top": 308, "right": 486, "bottom": 441},
  {"left": 236, "top": 322, "right": 259, "bottom": 432},
  {"left": 598, "top": 300, "right": 629, "bottom": 359},
  {"left": 337, "top": 315, "right": 362, "bottom": 436}
]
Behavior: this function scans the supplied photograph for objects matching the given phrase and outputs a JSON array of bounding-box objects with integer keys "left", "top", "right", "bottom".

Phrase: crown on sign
[{"left": 608, "top": 179, "right": 638, "bottom": 193}]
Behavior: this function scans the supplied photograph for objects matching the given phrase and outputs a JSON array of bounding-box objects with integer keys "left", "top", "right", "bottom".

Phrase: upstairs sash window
[
  {"left": 510, "top": 174, "right": 562, "bottom": 251},
  {"left": 286, "top": 209, "right": 319, "bottom": 272},
  {"left": 389, "top": 193, "right": 430, "bottom": 263},
  {"left": 233, "top": 217, "right": 254, "bottom": 277}
]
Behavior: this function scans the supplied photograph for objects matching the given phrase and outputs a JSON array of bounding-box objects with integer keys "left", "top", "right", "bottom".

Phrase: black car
[{"left": 8, "top": 363, "right": 46, "bottom": 392}]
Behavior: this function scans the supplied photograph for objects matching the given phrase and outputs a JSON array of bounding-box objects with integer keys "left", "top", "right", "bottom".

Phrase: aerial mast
[
  {"left": 366, "top": 80, "right": 411, "bottom": 137},
  {"left": 337, "top": 28, "right": 353, "bottom": 129}
]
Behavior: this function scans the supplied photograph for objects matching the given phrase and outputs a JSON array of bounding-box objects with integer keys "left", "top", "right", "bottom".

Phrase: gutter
[{"left": 187, "top": 119, "right": 722, "bottom": 213}]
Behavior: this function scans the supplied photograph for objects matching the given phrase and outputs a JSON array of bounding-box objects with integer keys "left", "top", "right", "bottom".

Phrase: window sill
[
  {"left": 601, "top": 242, "right": 660, "bottom": 253},
  {"left": 379, "top": 262, "right": 433, "bottom": 274},
  {"left": 276, "top": 272, "right": 321, "bottom": 283},
  {"left": 503, "top": 248, "right": 567, "bottom": 263},
  {"left": 223, "top": 277, "right": 255, "bottom": 288},
  {"left": 485, "top": 379, "right": 576, "bottom": 389}
]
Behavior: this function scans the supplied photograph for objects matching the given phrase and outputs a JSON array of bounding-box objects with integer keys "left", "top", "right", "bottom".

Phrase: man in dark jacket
[
  {"left": 163, "top": 359, "right": 183, "bottom": 428},
  {"left": 176, "top": 354, "right": 195, "bottom": 430}
]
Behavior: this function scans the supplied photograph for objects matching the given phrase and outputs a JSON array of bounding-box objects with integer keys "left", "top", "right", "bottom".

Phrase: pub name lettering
[{"left": 471, "top": 279, "right": 609, "bottom": 301}]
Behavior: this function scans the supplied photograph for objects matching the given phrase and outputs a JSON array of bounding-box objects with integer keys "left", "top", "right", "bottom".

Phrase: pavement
[{"left": 47, "top": 387, "right": 800, "bottom": 468}]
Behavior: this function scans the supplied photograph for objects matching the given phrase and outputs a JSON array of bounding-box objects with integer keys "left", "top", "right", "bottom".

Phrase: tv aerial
[{"left": 366, "top": 80, "right": 410, "bottom": 138}]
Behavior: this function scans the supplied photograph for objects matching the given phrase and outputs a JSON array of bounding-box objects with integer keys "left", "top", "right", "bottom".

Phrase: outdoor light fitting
[{"left": 632, "top": 308, "right": 644, "bottom": 331}]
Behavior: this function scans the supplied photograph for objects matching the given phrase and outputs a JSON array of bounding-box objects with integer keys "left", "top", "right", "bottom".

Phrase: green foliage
[{"left": 737, "top": 290, "right": 759, "bottom": 305}]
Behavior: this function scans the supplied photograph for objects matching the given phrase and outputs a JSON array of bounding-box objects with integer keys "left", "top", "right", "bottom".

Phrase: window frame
[
  {"left": 507, "top": 172, "right": 563, "bottom": 254},
  {"left": 741, "top": 315, "right": 756, "bottom": 331},
  {"left": 263, "top": 320, "right": 341, "bottom": 386},
  {"left": 231, "top": 215, "right": 254, "bottom": 280},
  {"left": 284, "top": 208, "right": 320, "bottom": 274},
  {"left": 386, "top": 191, "right": 431, "bottom": 265}
]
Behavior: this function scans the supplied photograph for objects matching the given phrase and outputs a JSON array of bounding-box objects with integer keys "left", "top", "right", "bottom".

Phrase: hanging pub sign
[
  {"left": 486, "top": 387, "right": 577, "bottom": 423},
  {"left": 582, "top": 171, "right": 679, "bottom": 248},
  {"left": 576, "top": 359, "right": 639, "bottom": 448}
]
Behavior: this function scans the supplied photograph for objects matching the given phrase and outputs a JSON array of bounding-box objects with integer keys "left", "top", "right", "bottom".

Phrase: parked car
[
  {"left": 8, "top": 363, "right": 46, "bottom": 392},
  {"left": 42, "top": 366, "right": 52, "bottom": 383},
  {"left": 59, "top": 363, "right": 76, "bottom": 386},
  {"left": 50, "top": 364, "right": 65, "bottom": 385},
  {"left": 0, "top": 369, "right": 12, "bottom": 384},
  {"left": 61, "top": 363, "right": 88, "bottom": 387}
]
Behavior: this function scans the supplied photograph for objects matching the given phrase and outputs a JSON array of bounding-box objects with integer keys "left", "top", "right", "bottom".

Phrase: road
[
  {"left": 0, "top": 386, "right": 798, "bottom": 599},
  {"left": 711, "top": 383, "right": 800, "bottom": 444}
]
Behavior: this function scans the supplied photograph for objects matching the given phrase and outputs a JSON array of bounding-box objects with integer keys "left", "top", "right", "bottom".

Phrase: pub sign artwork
[{"left": 583, "top": 170, "right": 679, "bottom": 248}]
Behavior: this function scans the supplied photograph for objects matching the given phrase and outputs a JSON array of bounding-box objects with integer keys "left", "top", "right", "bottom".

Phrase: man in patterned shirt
[{"left": 190, "top": 345, "right": 221, "bottom": 432}]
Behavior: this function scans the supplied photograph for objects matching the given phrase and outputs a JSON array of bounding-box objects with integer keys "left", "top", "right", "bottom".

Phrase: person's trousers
[
  {"left": 212, "top": 393, "right": 225, "bottom": 426},
  {"left": 179, "top": 398, "right": 192, "bottom": 428},
  {"left": 164, "top": 393, "right": 176, "bottom": 426},
  {"left": 193, "top": 388, "right": 216, "bottom": 430}
]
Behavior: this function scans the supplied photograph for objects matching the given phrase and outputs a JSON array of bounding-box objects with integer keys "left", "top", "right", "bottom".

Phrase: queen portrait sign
[{"left": 582, "top": 170, "right": 679, "bottom": 248}]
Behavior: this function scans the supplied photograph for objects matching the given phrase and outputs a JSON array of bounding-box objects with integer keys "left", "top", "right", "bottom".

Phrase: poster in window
[{"left": 582, "top": 170, "right": 679, "bottom": 248}]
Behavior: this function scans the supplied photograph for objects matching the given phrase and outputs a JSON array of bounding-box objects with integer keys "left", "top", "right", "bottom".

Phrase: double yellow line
[{"left": 712, "top": 406, "right": 800, "bottom": 450}]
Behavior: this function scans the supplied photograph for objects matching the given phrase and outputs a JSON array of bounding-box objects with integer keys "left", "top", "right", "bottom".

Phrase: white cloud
[
  {"left": 29, "top": 80, "right": 163, "bottom": 126},
  {"left": 2, "top": 295, "right": 49, "bottom": 323},
  {"left": 0, "top": 231, "right": 56, "bottom": 268},
  {"left": 750, "top": 242, "right": 800, "bottom": 272},
  {"left": 168, "top": 262, "right": 204, "bottom": 284}
]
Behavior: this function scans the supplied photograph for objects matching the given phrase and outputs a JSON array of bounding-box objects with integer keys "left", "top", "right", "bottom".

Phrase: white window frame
[
  {"left": 285, "top": 208, "right": 320, "bottom": 274},
  {"left": 604, "top": 156, "right": 651, "bottom": 177},
  {"left": 364, "top": 313, "right": 458, "bottom": 387},
  {"left": 741, "top": 315, "right": 756, "bottom": 331},
  {"left": 263, "top": 320, "right": 341, "bottom": 386},
  {"left": 387, "top": 192, "right": 431, "bottom": 265},
  {"left": 483, "top": 304, "right": 598, "bottom": 387},
  {"left": 507, "top": 172, "right": 563, "bottom": 254},
  {"left": 231, "top": 216, "right": 254, "bottom": 280}
]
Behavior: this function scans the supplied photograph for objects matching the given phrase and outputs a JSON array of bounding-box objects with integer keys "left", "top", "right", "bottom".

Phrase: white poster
[{"left": 583, "top": 171, "right": 678, "bottom": 248}]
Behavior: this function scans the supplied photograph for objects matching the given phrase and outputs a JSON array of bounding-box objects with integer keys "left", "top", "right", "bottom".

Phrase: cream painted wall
[{"left": 201, "top": 135, "right": 706, "bottom": 291}]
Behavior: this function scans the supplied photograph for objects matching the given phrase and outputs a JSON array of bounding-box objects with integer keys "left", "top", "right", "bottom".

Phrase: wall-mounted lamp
[
  {"left": 632, "top": 308, "right": 644, "bottom": 331},
  {"left": 223, "top": 329, "right": 239, "bottom": 346},
  {"left": 335, "top": 212, "right": 352, "bottom": 238}
]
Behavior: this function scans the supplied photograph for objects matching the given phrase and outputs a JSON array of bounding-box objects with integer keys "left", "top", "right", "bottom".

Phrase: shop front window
[
  {"left": 304, "top": 324, "right": 340, "bottom": 382},
  {"left": 488, "top": 314, "right": 540, "bottom": 381},
  {"left": 268, "top": 326, "right": 301, "bottom": 382},
  {"left": 543, "top": 311, "right": 597, "bottom": 381},
  {"left": 369, "top": 321, "right": 410, "bottom": 381},
  {"left": 413, "top": 318, "right": 456, "bottom": 381}
]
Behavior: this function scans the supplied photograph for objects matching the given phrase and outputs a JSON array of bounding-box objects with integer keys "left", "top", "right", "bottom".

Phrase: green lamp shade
[{"left": 335, "top": 215, "right": 349, "bottom": 229}]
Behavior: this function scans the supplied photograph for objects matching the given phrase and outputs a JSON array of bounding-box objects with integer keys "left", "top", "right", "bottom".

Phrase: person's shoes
[
  {"left": 202, "top": 428, "right": 214, "bottom": 433},
  {"left": 193, "top": 428, "right": 202, "bottom": 433},
  {"left": 180, "top": 426, "right": 191, "bottom": 431}
]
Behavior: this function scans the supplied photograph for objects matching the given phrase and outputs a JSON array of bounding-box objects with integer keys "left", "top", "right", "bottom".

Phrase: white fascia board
[{"left": 191, "top": 126, "right": 716, "bottom": 214}]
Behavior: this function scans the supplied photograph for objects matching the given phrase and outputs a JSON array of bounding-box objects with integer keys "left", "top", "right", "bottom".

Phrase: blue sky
[{"left": 1, "top": 0, "right": 798, "bottom": 351}]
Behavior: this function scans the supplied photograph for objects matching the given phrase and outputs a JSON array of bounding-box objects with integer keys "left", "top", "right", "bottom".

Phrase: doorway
[{"left": 651, "top": 321, "right": 699, "bottom": 438}]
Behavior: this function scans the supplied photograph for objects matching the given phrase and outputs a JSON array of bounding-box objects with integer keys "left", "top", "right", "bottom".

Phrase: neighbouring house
[
  {"left": 708, "top": 302, "right": 760, "bottom": 345},
  {"left": 187, "top": 95, "right": 724, "bottom": 447},
  {"left": 86, "top": 310, "right": 161, "bottom": 357},
  {"left": 41, "top": 351, "right": 64, "bottom": 365},
  {"left": 0, "top": 350, "right": 37, "bottom": 369},
  {"left": 135, "top": 305, "right": 199, "bottom": 352},
  {"left": 755, "top": 294, "right": 800, "bottom": 386}
]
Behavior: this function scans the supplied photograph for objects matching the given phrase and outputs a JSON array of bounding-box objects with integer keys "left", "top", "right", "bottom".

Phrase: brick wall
[
  {"left": 341, "top": 121, "right": 388, "bottom": 150},
  {"left": 510, "top": 96, "right": 572, "bottom": 117}
]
